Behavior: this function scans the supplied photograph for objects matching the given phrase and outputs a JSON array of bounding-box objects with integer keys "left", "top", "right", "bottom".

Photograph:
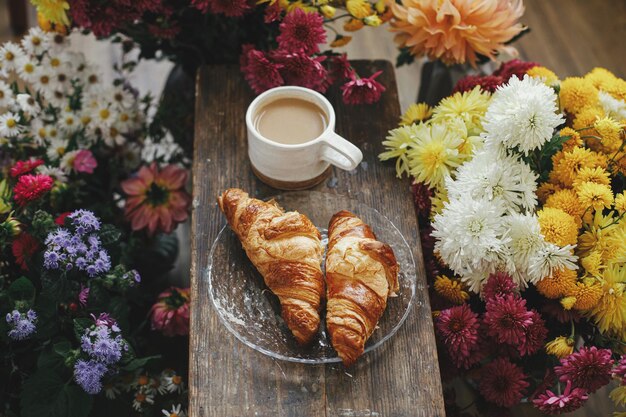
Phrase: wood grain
[{"left": 190, "top": 61, "right": 444, "bottom": 417}]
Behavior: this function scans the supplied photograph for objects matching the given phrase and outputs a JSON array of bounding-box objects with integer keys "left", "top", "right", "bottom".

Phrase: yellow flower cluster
[
  {"left": 534, "top": 67, "right": 626, "bottom": 341},
  {"left": 433, "top": 275, "right": 469, "bottom": 305}
]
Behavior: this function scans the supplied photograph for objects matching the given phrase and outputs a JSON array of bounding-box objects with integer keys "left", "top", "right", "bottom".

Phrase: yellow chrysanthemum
[
  {"left": 545, "top": 189, "right": 585, "bottom": 227},
  {"left": 585, "top": 67, "right": 618, "bottom": 91},
  {"left": 407, "top": 122, "right": 463, "bottom": 189},
  {"left": 610, "top": 386, "right": 626, "bottom": 408},
  {"left": 400, "top": 103, "right": 433, "bottom": 126},
  {"left": 565, "top": 278, "right": 603, "bottom": 311},
  {"left": 596, "top": 119, "right": 625, "bottom": 154},
  {"left": 576, "top": 181, "right": 614, "bottom": 211},
  {"left": 346, "top": 0, "right": 372, "bottom": 18},
  {"left": 431, "top": 86, "right": 490, "bottom": 134},
  {"left": 586, "top": 263, "right": 626, "bottom": 339},
  {"left": 572, "top": 166, "right": 611, "bottom": 189},
  {"left": 604, "top": 78, "right": 626, "bottom": 102},
  {"left": 560, "top": 77, "right": 599, "bottom": 115},
  {"left": 527, "top": 66, "right": 559, "bottom": 86},
  {"left": 573, "top": 105, "right": 604, "bottom": 131},
  {"left": 551, "top": 147, "right": 603, "bottom": 187},
  {"left": 330, "top": 35, "right": 352, "bottom": 47},
  {"left": 538, "top": 207, "right": 579, "bottom": 246},
  {"left": 536, "top": 268, "right": 578, "bottom": 299},
  {"left": 537, "top": 182, "right": 562, "bottom": 204},
  {"left": 379, "top": 124, "right": 419, "bottom": 178},
  {"left": 561, "top": 296, "right": 577, "bottom": 310},
  {"left": 545, "top": 336, "right": 575, "bottom": 359},
  {"left": 615, "top": 193, "right": 626, "bottom": 214},
  {"left": 434, "top": 275, "right": 469, "bottom": 305},
  {"left": 559, "top": 127, "right": 583, "bottom": 152},
  {"left": 430, "top": 187, "right": 448, "bottom": 219},
  {"left": 581, "top": 251, "right": 603, "bottom": 277},
  {"left": 609, "top": 222, "right": 626, "bottom": 265},
  {"left": 31, "top": 0, "right": 70, "bottom": 26},
  {"left": 578, "top": 211, "right": 620, "bottom": 259}
]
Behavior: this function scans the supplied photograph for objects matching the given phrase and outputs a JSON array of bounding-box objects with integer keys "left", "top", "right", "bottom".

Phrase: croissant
[
  {"left": 217, "top": 188, "right": 325, "bottom": 345},
  {"left": 325, "top": 210, "right": 399, "bottom": 366}
]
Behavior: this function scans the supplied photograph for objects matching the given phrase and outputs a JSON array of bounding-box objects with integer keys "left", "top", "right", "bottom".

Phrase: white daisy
[
  {"left": 483, "top": 75, "right": 565, "bottom": 155},
  {"left": 30, "top": 119, "right": 48, "bottom": 144},
  {"left": 528, "top": 243, "right": 578, "bottom": 284},
  {"left": 48, "top": 33, "right": 71, "bottom": 54},
  {"left": 14, "top": 56, "right": 38, "bottom": 82},
  {"left": 141, "top": 132, "right": 184, "bottom": 164},
  {"left": 110, "top": 88, "right": 135, "bottom": 110},
  {"left": 132, "top": 389, "right": 154, "bottom": 412},
  {"left": 21, "top": 27, "right": 50, "bottom": 56},
  {"left": 16, "top": 94, "right": 41, "bottom": 116},
  {"left": 82, "top": 65, "right": 103, "bottom": 91},
  {"left": 0, "top": 42, "right": 25, "bottom": 71},
  {"left": 91, "top": 104, "right": 117, "bottom": 130},
  {"left": 0, "top": 81, "right": 14, "bottom": 108},
  {"left": 59, "top": 110, "right": 80, "bottom": 133},
  {"left": 599, "top": 91, "right": 626, "bottom": 121},
  {"left": 161, "top": 372, "right": 184, "bottom": 393},
  {"left": 46, "top": 137, "right": 67, "bottom": 160},
  {"left": 103, "top": 383, "right": 121, "bottom": 400},
  {"left": 42, "top": 88, "right": 68, "bottom": 109},
  {"left": 102, "top": 125, "right": 126, "bottom": 147},
  {"left": 32, "top": 66, "right": 55, "bottom": 93},
  {"left": 0, "top": 112, "right": 22, "bottom": 137},
  {"left": 162, "top": 404, "right": 185, "bottom": 417},
  {"left": 37, "top": 165, "right": 68, "bottom": 182}
]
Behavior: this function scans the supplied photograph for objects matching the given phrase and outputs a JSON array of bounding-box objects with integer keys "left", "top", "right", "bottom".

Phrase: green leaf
[
  {"left": 53, "top": 339, "right": 72, "bottom": 357},
  {"left": 120, "top": 355, "right": 161, "bottom": 372},
  {"left": 37, "top": 347, "right": 65, "bottom": 371},
  {"left": 396, "top": 47, "right": 415, "bottom": 67},
  {"left": 73, "top": 318, "right": 92, "bottom": 341},
  {"left": 21, "top": 369, "right": 93, "bottom": 417},
  {"left": 99, "top": 224, "right": 122, "bottom": 246},
  {"left": 8, "top": 276, "right": 35, "bottom": 301}
]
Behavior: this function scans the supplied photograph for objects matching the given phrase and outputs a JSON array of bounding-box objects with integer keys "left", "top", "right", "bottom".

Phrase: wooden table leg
[{"left": 8, "top": 0, "right": 29, "bottom": 36}]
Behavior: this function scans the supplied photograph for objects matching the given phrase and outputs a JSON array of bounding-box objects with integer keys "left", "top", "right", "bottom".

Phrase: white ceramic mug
[{"left": 245, "top": 86, "right": 363, "bottom": 190}]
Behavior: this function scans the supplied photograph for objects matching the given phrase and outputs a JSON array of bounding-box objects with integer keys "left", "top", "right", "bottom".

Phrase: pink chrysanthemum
[
  {"left": 241, "top": 48, "right": 284, "bottom": 94},
  {"left": 532, "top": 380, "right": 588, "bottom": 414},
  {"left": 341, "top": 71, "right": 386, "bottom": 105},
  {"left": 518, "top": 310, "right": 547, "bottom": 356},
  {"left": 483, "top": 294, "right": 534, "bottom": 345},
  {"left": 555, "top": 347, "right": 614, "bottom": 393},
  {"left": 453, "top": 74, "right": 504, "bottom": 94},
  {"left": 436, "top": 304, "right": 482, "bottom": 369},
  {"left": 494, "top": 59, "right": 539, "bottom": 81},
  {"left": 272, "top": 49, "right": 328, "bottom": 92},
  {"left": 276, "top": 8, "right": 326, "bottom": 55},
  {"left": 613, "top": 355, "right": 626, "bottom": 384},
  {"left": 479, "top": 357, "right": 529, "bottom": 408},
  {"left": 10, "top": 159, "right": 44, "bottom": 178},
  {"left": 482, "top": 272, "right": 516, "bottom": 301}
]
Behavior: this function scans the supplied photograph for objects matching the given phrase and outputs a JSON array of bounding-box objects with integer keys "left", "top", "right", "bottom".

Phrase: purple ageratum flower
[
  {"left": 69, "top": 209, "right": 101, "bottom": 235},
  {"left": 123, "top": 269, "right": 141, "bottom": 285},
  {"left": 74, "top": 359, "right": 107, "bottom": 394},
  {"left": 6, "top": 309, "right": 37, "bottom": 340}
]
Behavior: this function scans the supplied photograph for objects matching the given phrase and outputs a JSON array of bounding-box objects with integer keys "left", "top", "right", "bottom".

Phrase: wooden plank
[{"left": 190, "top": 60, "right": 444, "bottom": 417}]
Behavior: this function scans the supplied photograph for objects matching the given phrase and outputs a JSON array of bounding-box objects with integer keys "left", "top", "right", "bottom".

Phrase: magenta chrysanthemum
[
  {"left": 276, "top": 8, "right": 326, "bottom": 55},
  {"left": 436, "top": 304, "right": 482, "bottom": 369},
  {"left": 482, "top": 272, "right": 517, "bottom": 301},
  {"left": 272, "top": 49, "right": 328, "bottom": 92},
  {"left": 192, "top": 0, "right": 251, "bottom": 16},
  {"left": 532, "top": 380, "right": 588, "bottom": 414},
  {"left": 411, "top": 181, "right": 432, "bottom": 219},
  {"left": 518, "top": 310, "right": 547, "bottom": 356},
  {"left": 241, "top": 48, "right": 284, "bottom": 94},
  {"left": 483, "top": 294, "right": 534, "bottom": 345},
  {"left": 341, "top": 71, "right": 386, "bottom": 105},
  {"left": 479, "top": 357, "right": 529, "bottom": 408},
  {"left": 613, "top": 355, "right": 626, "bottom": 384},
  {"left": 555, "top": 347, "right": 614, "bottom": 393},
  {"left": 494, "top": 59, "right": 539, "bottom": 81}
]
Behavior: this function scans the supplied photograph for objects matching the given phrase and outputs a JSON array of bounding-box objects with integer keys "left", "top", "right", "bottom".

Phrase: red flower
[
  {"left": 55, "top": 211, "right": 71, "bottom": 226},
  {"left": 12, "top": 232, "right": 39, "bottom": 271},
  {"left": 482, "top": 272, "right": 516, "bottom": 301},
  {"left": 277, "top": 8, "right": 326, "bottom": 55},
  {"left": 479, "top": 358, "right": 529, "bottom": 408},
  {"left": 121, "top": 163, "right": 191, "bottom": 236},
  {"left": 411, "top": 181, "right": 432, "bottom": 219},
  {"left": 341, "top": 71, "right": 386, "bottom": 105},
  {"left": 13, "top": 174, "right": 53, "bottom": 206},
  {"left": 436, "top": 304, "right": 482, "bottom": 369},
  {"left": 10, "top": 159, "right": 44, "bottom": 178},
  {"left": 192, "top": 0, "right": 251, "bottom": 16},
  {"left": 241, "top": 48, "right": 284, "bottom": 94},
  {"left": 149, "top": 287, "right": 190, "bottom": 337},
  {"left": 264, "top": 0, "right": 282, "bottom": 23},
  {"left": 532, "top": 380, "right": 588, "bottom": 414},
  {"left": 494, "top": 59, "right": 539, "bottom": 81},
  {"left": 483, "top": 294, "right": 534, "bottom": 345},
  {"left": 453, "top": 75, "right": 504, "bottom": 94},
  {"left": 518, "top": 310, "right": 547, "bottom": 356},
  {"left": 613, "top": 355, "right": 626, "bottom": 384},
  {"left": 555, "top": 347, "right": 614, "bottom": 393},
  {"left": 272, "top": 49, "right": 328, "bottom": 92}
]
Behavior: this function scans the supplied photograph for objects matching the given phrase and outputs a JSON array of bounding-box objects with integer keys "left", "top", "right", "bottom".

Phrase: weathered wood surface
[{"left": 190, "top": 60, "right": 444, "bottom": 417}]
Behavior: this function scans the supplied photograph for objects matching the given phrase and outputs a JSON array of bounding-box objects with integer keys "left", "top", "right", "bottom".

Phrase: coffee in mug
[{"left": 254, "top": 97, "right": 328, "bottom": 145}]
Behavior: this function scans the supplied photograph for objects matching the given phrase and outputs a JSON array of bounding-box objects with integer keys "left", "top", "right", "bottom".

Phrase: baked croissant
[
  {"left": 325, "top": 210, "right": 399, "bottom": 366},
  {"left": 217, "top": 188, "right": 325, "bottom": 345}
]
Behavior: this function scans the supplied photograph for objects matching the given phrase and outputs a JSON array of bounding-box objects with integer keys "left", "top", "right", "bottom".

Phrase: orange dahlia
[{"left": 389, "top": 0, "right": 526, "bottom": 67}]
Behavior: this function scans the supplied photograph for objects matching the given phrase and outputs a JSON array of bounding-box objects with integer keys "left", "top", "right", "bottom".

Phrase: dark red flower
[
  {"left": 453, "top": 75, "right": 504, "bottom": 93},
  {"left": 518, "top": 310, "right": 547, "bottom": 356},
  {"left": 264, "top": 0, "right": 282, "bottom": 23},
  {"left": 192, "top": 0, "right": 251, "bottom": 16},
  {"left": 483, "top": 294, "right": 533, "bottom": 345},
  {"left": 10, "top": 159, "right": 44, "bottom": 178},
  {"left": 272, "top": 49, "right": 328, "bottom": 92},
  {"left": 12, "top": 232, "right": 39, "bottom": 271},
  {"left": 341, "top": 71, "right": 385, "bottom": 105},
  {"left": 436, "top": 304, "right": 482, "bottom": 369},
  {"left": 541, "top": 300, "right": 581, "bottom": 324},
  {"left": 55, "top": 212, "right": 71, "bottom": 226},
  {"left": 411, "top": 181, "right": 432, "bottom": 219},
  {"left": 241, "top": 48, "right": 284, "bottom": 94},
  {"left": 533, "top": 380, "right": 588, "bottom": 414},
  {"left": 494, "top": 59, "right": 539, "bottom": 81},
  {"left": 613, "top": 355, "right": 626, "bottom": 384},
  {"left": 482, "top": 272, "right": 516, "bottom": 301},
  {"left": 479, "top": 357, "right": 529, "bottom": 408},
  {"left": 277, "top": 8, "right": 326, "bottom": 55},
  {"left": 555, "top": 347, "right": 614, "bottom": 393},
  {"left": 13, "top": 174, "right": 53, "bottom": 206}
]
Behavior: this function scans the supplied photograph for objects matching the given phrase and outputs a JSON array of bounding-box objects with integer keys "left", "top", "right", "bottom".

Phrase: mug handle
[{"left": 320, "top": 133, "right": 363, "bottom": 171}]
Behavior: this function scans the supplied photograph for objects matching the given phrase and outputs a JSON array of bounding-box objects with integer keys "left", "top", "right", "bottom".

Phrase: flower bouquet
[
  {"left": 0, "top": 29, "right": 194, "bottom": 416},
  {"left": 380, "top": 61, "right": 626, "bottom": 414}
]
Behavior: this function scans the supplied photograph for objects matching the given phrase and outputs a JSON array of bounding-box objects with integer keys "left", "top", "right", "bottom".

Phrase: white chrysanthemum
[
  {"left": 21, "top": 27, "right": 50, "bottom": 56},
  {"left": 599, "top": 91, "right": 626, "bottom": 121},
  {"left": 0, "top": 42, "right": 25, "bottom": 71},
  {"left": 483, "top": 75, "right": 565, "bottom": 155},
  {"left": 37, "top": 165, "right": 67, "bottom": 182},
  {"left": 16, "top": 94, "right": 41, "bottom": 116},
  {"left": 506, "top": 212, "right": 545, "bottom": 285},
  {"left": 432, "top": 197, "right": 511, "bottom": 283},
  {"left": 528, "top": 243, "right": 578, "bottom": 284},
  {"left": 0, "top": 112, "right": 21, "bottom": 137},
  {"left": 15, "top": 56, "right": 37, "bottom": 82},
  {"left": 46, "top": 137, "right": 67, "bottom": 161},
  {"left": 0, "top": 80, "right": 14, "bottom": 108},
  {"left": 141, "top": 132, "right": 184, "bottom": 164},
  {"left": 446, "top": 149, "right": 538, "bottom": 212}
]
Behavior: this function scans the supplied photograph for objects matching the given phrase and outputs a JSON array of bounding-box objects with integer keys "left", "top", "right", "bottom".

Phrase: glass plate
[{"left": 206, "top": 191, "right": 416, "bottom": 364}]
